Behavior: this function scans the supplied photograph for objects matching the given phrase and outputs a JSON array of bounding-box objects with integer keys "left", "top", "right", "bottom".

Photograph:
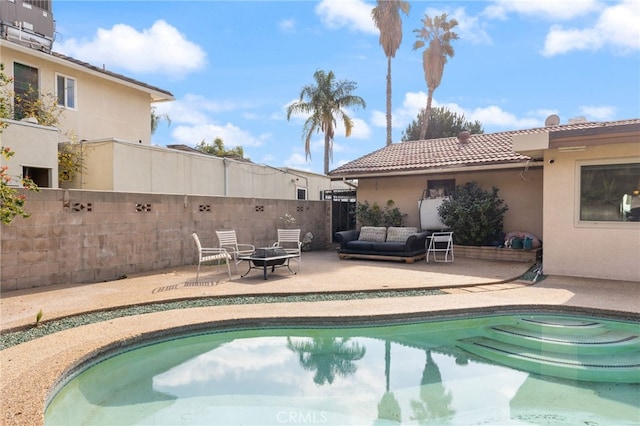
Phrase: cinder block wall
[{"left": 1, "top": 189, "right": 330, "bottom": 291}]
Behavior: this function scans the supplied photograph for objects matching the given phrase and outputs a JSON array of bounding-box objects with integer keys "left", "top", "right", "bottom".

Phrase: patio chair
[
  {"left": 272, "top": 228, "right": 302, "bottom": 270},
  {"left": 216, "top": 230, "right": 255, "bottom": 269},
  {"left": 192, "top": 233, "right": 231, "bottom": 280},
  {"left": 426, "top": 231, "right": 454, "bottom": 263}
]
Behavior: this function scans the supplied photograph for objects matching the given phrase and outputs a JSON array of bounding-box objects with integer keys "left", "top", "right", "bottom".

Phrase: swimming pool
[{"left": 45, "top": 313, "right": 640, "bottom": 425}]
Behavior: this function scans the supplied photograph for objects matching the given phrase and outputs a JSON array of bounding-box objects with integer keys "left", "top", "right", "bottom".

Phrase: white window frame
[
  {"left": 574, "top": 157, "right": 640, "bottom": 229},
  {"left": 55, "top": 73, "right": 77, "bottom": 110}
]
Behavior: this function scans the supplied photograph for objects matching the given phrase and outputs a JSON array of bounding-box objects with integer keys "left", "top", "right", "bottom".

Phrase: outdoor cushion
[
  {"left": 386, "top": 227, "right": 418, "bottom": 243},
  {"left": 358, "top": 226, "right": 387, "bottom": 242},
  {"left": 371, "top": 242, "right": 406, "bottom": 252},
  {"left": 345, "top": 240, "right": 375, "bottom": 251}
]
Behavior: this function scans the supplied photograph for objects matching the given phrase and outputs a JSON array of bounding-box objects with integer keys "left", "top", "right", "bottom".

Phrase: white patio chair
[
  {"left": 216, "top": 230, "right": 255, "bottom": 269},
  {"left": 272, "top": 228, "right": 302, "bottom": 270},
  {"left": 426, "top": 231, "right": 454, "bottom": 263},
  {"left": 192, "top": 233, "right": 231, "bottom": 280}
]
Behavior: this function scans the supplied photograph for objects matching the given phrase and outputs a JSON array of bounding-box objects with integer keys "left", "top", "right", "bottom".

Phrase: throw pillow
[
  {"left": 358, "top": 226, "right": 387, "bottom": 242},
  {"left": 386, "top": 227, "right": 418, "bottom": 242}
]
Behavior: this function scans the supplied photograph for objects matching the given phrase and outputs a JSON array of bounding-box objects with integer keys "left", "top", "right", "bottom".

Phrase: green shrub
[
  {"left": 438, "top": 181, "right": 508, "bottom": 246},
  {"left": 356, "top": 200, "right": 406, "bottom": 227}
]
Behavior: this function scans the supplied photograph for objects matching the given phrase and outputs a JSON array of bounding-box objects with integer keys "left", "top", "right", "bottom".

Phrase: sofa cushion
[
  {"left": 371, "top": 242, "right": 406, "bottom": 252},
  {"left": 386, "top": 227, "right": 418, "bottom": 242},
  {"left": 345, "top": 240, "right": 375, "bottom": 251},
  {"left": 358, "top": 226, "right": 387, "bottom": 242}
]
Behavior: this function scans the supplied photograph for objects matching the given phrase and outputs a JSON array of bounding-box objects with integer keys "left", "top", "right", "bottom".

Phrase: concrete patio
[{"left": 1, "top": 249, "right": 639, "bottom": 425}]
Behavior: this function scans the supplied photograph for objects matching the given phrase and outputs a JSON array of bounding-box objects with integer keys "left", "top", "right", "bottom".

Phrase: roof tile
[{"left": 329, "top": 119, "right": 640, "bottom": 176}]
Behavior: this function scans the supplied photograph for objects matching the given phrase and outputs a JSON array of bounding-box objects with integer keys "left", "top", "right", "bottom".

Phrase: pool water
[{"left": 45, "top": 314, "right": 640, "bottom": 425}]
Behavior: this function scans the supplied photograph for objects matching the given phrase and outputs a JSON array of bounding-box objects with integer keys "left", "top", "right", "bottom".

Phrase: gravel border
[{"left": 0, "top": 288, "right": 446, "bottom": 350}]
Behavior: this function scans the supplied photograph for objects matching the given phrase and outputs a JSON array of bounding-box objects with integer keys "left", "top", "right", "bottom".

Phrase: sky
[{"left": 52, "top": 0, "right": 640, "bottom": 175}]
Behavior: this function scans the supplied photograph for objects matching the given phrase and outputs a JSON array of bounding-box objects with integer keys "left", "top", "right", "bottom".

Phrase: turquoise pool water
[{"left": 45, "top": 314, "right": 640, "bottom": 425}]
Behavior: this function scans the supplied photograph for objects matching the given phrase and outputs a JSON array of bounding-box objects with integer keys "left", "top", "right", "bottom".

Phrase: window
[
  {"left": 426, "top": 179, "right": 455, "bottom": 198},
  {"left": 579, "top": 161, "right": 640, "bottom": 222},
  {"left": 24, "top": 1, "right": 51, "bottom": 13},
  {"left": 13, "top": 63, "right": 39, "bottom": 120},
  {"left": 23, "top": 166, "right": 51, "bottom": 188},
  {"left": 296, "top": 187, "right": 307, "bottom": 200},
  {"left": 56, "top": 74, "right": 76, "bottom": 109}
]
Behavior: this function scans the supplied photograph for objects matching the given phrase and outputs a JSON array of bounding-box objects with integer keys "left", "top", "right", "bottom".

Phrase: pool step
[
  {"left": 486, "top": 325, "right": 640, "bottom": 354},
  {"left": 513, "top": 316, "right": 610, "bottom": 336},
  {"left": 457, "top": 317, "right": 640, "bottom": 383},
  {"left": 458, "top": 336, "right": 640, "bottom": 383}
]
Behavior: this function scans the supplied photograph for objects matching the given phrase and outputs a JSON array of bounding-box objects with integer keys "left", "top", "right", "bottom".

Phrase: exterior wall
[
  {"left": 355, "top": 167, "right": 544, "bottom": 239},
  {"left": 0, "top": 119, "right": 59, "bottom": 188},
  {"left": 542, "top": 143, "right": 640, "bottom": 282},
  {"left": 1, "top": 189, "right": 331, "bottom": 291},
  {"left": 3, "top": 41, "right": 154, "bottom": 145},
  {"left": 64, "top": 139, "right": 344, "bottom": 200}
]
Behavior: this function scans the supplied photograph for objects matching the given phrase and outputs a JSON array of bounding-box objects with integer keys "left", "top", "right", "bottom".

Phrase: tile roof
[{"left": 329, "top": 118, "right": 640, "bottom": 177}]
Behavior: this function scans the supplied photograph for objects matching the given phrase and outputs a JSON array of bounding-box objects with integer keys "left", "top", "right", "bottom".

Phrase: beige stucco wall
[
  {"left": 65, "top": 140, "right": 337, "bottom": 200},
  {"left": 3, "top": 42, "right": 153, "bottom": 145},
  {"left": 542, "top": 143, "right": 640, "bottom": 282},
  {"left": 355, "top": 167, "right": 544, "bottom": 238},
  {"left": 0, "top": 119, "right": 59, "bottom": 188}
]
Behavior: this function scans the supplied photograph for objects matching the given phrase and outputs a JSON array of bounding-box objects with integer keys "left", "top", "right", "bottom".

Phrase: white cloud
[
  {"left": 389, "top": 90, "right": 544, "bottom": 132},
  {"left": 171, "top": 123, "right": 268, "bottom": 148},
  {"left": 315, "top": 0, "right": 377, "bottom": 34},
  {"left": 542, "top": 0, "right": 640, "bottom": 55},
  {"left": 156, "top": 93, "right": 259, "bottom": 127},
  {"left": 578, "top": 105, "right": 617, "bottom": 121},
  {"left": 448, "top": 7, "right": 493, "bottom": 45},
  {"left": 467, "top": 105, "right": 541, "bottom": 129},
  {"left": 283, "top": 152, "right": 310, "bottom": 169},
  {"left": 542, "top": 0, "right": 640, "bottom": 56},
  {"left": 279, "top": 18, "right": 296, "bottom": 33},
  {"left": 483, "top": 0, "right": 601, "bottom": 21},
  {"left": 56, "top": 20, "right": 206, "bottom": 77}
]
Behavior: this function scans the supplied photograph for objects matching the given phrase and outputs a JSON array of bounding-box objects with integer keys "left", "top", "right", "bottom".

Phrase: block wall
[{"left": 1, "top": 189, "right": 331, "bottom": 291}]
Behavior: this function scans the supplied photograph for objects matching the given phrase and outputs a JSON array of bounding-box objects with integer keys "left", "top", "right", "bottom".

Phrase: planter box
[{"left": 455, "top": 245, "right": 540, "bottom": 263}]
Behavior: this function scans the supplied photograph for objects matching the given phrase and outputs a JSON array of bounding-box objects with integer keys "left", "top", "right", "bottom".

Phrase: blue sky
[{"left": 53, "top": 0, "right": 640, "bottom": 174}]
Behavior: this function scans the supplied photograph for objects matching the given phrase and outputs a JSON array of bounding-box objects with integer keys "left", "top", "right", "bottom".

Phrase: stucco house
[
  {"left": 1, "top": 1, "right": 346, "bottom": 200},
  {"left": 328, "top": 119, "right": 640, "bottom": 282}
]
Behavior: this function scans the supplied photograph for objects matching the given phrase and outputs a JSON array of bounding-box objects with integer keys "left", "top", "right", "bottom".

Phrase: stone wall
[{"left": 1, "top": 189, "right": 330, "bottom": 291}]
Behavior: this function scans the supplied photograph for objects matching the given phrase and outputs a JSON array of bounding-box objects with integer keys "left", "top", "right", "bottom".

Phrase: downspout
[{"left": 223, "top": 158, "right": 229, "bottom": 196}]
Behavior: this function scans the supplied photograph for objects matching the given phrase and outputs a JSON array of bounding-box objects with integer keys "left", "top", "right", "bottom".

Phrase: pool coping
[{"left": 3, "top": 291, "right": 640, "bottom": 425}]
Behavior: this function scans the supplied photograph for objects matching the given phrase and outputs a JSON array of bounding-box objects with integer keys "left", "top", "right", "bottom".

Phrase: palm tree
[
  {"left": 286, "top": 69, "right": 366, "bottom": 175},
  {"left": 413, "top": 13, "right": 459, "bottom": 140},
  {"left": 372, "top": 0, "right": 410, "bottom": 146},
  {"left": 286, "top": 336, "right": 366, "bottom": 385},
  {"left": 150, "top": 106, "right": 171, "bottom": 135}
]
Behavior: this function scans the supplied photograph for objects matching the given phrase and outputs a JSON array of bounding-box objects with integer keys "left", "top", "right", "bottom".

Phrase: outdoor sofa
[{"left": 334, "top": 226, "right": 429, "bottom": 264}]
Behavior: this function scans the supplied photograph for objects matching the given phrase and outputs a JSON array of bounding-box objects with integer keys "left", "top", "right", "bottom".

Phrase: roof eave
[
  {"left": 329, "top": 160, "right": 542, "bottom": 180},
  {"left": 0, "top": 40, "right": 175, "bottom": 102}
]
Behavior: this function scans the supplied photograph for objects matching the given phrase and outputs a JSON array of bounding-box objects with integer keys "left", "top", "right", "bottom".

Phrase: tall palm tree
[
  {"left": 150, "top": 106, "right": 171, "bottom": 135},
  {"left": 413, "top": 13, "right": 459, "bottom": 140},
  {"left": 372, "top": 0, "right": 410, "bottom": 146},
  {"left": 286, "top": 69, "right": 366, "bottom": 175}
]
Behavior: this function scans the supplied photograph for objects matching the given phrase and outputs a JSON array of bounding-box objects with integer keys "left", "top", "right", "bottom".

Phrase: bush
[
  {"left": 437, "top": 181, "right": 508, "bottom": 246},
  {"left": 356, "top": 200, "right": 406, "bottom": 227}
]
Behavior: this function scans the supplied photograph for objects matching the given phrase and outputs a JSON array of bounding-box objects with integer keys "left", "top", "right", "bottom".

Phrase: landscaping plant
[
  {"left": 356, "top": 199, "right": 406, "bottom": 227},
  {"left": 438, "top": 181, "right": 508, "bottom": 246}
]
